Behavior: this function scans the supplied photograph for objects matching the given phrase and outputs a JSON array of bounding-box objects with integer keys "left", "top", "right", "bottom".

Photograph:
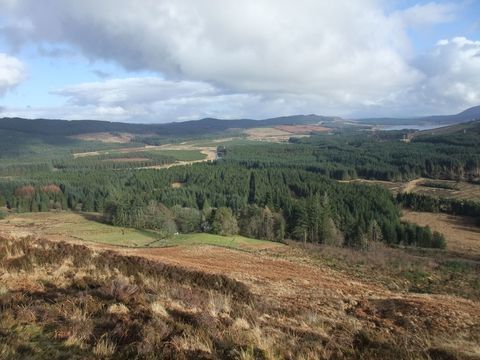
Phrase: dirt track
[
  {"left": 73, "top": 142, "right": 217, "bottom": 169},
  {"left": 402, "top": 178, "right": 426, "bottom": 193},
  {"left": 142, "top": 147, "right": 217, "bottom": 169}
]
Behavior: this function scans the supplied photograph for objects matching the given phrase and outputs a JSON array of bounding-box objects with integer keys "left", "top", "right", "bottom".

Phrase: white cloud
[
  {"left": 410, "top": 37, "right": 480, "bottom": 112},
  {"left": 0, "top": 0, "right": 421, "bottom": 107},
  {"left": 0, "top": 0, "right": 477, "bottom": 120},
  {"left": 53, "top": 77, "right": 217, "bottom": 106},
  {"left": 0, "top": 53, "right": 25, "bottom": 95},
  {"left": 393, "top": 2, "right": 457, "bottom": 28},
  {"left": 1, "top": 76, "right": 347, "bottom": 121},
  {"left": 355, "top": 36, "right": 480, "bottom": 116}
]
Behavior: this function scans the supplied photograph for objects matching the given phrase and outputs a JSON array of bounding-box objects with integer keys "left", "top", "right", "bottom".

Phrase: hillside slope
[
  {"left": 357, "top": 105, "right": 480, "bottom": 126},
  {"left": 1, "top": 234, "right": 479, "bottom": 359},
  {"left": 0, "top": 114, "right": 339, "bottom": 137}
]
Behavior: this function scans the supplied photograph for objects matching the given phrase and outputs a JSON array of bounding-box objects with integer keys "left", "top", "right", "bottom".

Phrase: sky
[{"left": 0, "top": 0, "right": 479, "bottom": 123}]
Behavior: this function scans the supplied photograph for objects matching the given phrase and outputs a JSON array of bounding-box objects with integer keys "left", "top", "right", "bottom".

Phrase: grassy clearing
[
  {"left": 74, "top": 146, "right": 206, "bottom": 162},
  {"left": 410, "top": 179, "right": 480, "bottom": 202},
  {"left": 190, "top": 138, "right": 259, "bottom": 147},
  {"left": 1, "top": 212, "right": 160, "bottom": 247},
  {"left": 0, "top": 212, "right": 277, "bottom": 250},
  {"left": 338, "top": 179, "right": 404, "bottom": 194},
  {"left": 88, "top": 149, "right": 205, "bottom": 162},
  {"left": 402, "top": 210, "right": 480, "bottom": 259},
  {"left": 244, "top": 127, "right": 304, "bottom": 142},
  {"left": 162, "top": 233, "right": 277, "bottom": 249},
  {"left": 148, "top": 149, "right": 206, "bottom": 161},
  {"left": 340, "top": 178, "right": 480, "bottom": 202}
]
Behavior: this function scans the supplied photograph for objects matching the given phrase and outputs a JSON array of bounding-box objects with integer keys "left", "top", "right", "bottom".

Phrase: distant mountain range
[
  {"left": 0, "top": 106, "right": 479, "bottom": 136},
  {"left": 0, "top": 114, "right": 340, "bottom": 137},
  {"left": 355, "top": 106, "right": 480, "bottom": 126}
]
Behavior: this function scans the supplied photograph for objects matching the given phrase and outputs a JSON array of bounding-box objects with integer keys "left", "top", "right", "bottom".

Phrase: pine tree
[{"left": 248, "top": 172, "right": 256, "bottom": 204}]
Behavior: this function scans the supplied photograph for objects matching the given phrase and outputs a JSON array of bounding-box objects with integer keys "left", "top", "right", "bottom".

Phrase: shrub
[
  {"left": 172, "top": 205, "right": 202, "bottom": 233},
  {"left": 432, "top": 231, "right": 446, "bottom": 249},
  {"left": 110, "top": 201, "right": 177, "bottom": 237},
  {"left": 210, "top": 207, "right": 239, "bottom": 236}
]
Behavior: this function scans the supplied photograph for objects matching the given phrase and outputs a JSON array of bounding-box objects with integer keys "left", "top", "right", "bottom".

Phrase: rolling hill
[
  {"left": 0, "top": 114, "right": 340, "bottom": 137},
  {"left": 1, "top": 106, "right": 479, "bottom": 138},
  {"left": 356, "top": 105, "right": 480, "bottom": 126}
]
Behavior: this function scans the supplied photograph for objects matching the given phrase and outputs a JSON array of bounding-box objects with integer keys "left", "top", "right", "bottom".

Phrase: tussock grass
[
  {"left": 291, "top": 241, "right": 480, "bottom": 300},
  {"left": 1, "top": 235, "right": 478, "bottom": 359}
]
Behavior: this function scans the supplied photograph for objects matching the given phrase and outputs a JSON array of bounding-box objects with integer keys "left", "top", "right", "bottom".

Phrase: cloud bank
[
  {"left": 414, "top": 37, "right": 480, "bottom": 111},
  {"left": 0, "top": 0, "right": 478, "bottom": 121}
]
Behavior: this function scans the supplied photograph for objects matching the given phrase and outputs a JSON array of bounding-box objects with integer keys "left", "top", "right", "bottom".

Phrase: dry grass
[
  {"left": 341, "top": 177, "right": 480, "bottom": 201},
  {"left": 338, "top": 178, "right": 405, "bottom": 194},
  {"left": 107, "top": 303, "right": 130, "bottom": 315},
  {"left": 93, "top": 336, "right": 117, "bottom": 357},
  {"left": 170, "top": 181, "right": 185, "bottom": 188},
  {"left": 410, "top": 179, "right": 480, "bottom": 202},
  {"left": 274, "top": 125, "right": 331, "bottom": 134},
  {"left": 70, "top": 132, "right": 134, "bottom": 144},
  {"left": 288, "top": 240, "right": 480, "bottom": 300},
  {"left": 244, "top": 127, "right": 311, "bottom": 142},
  {"left": 0, "top": 235, "right": 479, "bottom": 359},
  {"left": 402, "top": 210, "right": 480, "bottom": 258}
]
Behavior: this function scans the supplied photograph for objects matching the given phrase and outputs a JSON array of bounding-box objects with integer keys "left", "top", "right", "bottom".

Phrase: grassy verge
[{"left": 163, "top": 233, "right": 278, "bottom": 249}]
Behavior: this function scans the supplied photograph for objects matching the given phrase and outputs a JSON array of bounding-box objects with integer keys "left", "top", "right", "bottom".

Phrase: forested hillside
[
  {"left": 3, "top": 119, "right": 480, "bottom": 250},
  {"left": 0, "top": 114, "right": 335, "bottom": 137},
  {"left": 0, "top": 156, "right": 444, "bottom": 249},
  {"left": 357, "top": 105, "right": 480, "bottom": 126},
  {"left": 283, "top": 124, "right": 480, "bottom": 181}
]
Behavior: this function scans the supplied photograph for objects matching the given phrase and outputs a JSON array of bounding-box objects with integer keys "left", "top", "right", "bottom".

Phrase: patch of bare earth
[
  {"left": 338, "top": 179, "right": 405, "bottom": 194},
  {"left": 171, "top": 182, "right": 185, "bottom": 188},
  {"left": 244, "top": 127, "right": 311, "bottom": 142},
  {"left": 274, "top": 124, "right": 331, "bottom": 134},
  {"left": 402, "top": 178, "right": 426, "bottom": 193},
  {"left": 70, "top": 132, "right": 135, "bottom": 143}
]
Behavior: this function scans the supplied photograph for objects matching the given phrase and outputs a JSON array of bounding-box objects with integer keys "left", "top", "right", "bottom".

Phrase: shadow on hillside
[
  {"left": 76, "top": 212, "right": 107, "bottom": 224},
  {"left": 444, "top": 215, "right": 480, "bottom": 234}
]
